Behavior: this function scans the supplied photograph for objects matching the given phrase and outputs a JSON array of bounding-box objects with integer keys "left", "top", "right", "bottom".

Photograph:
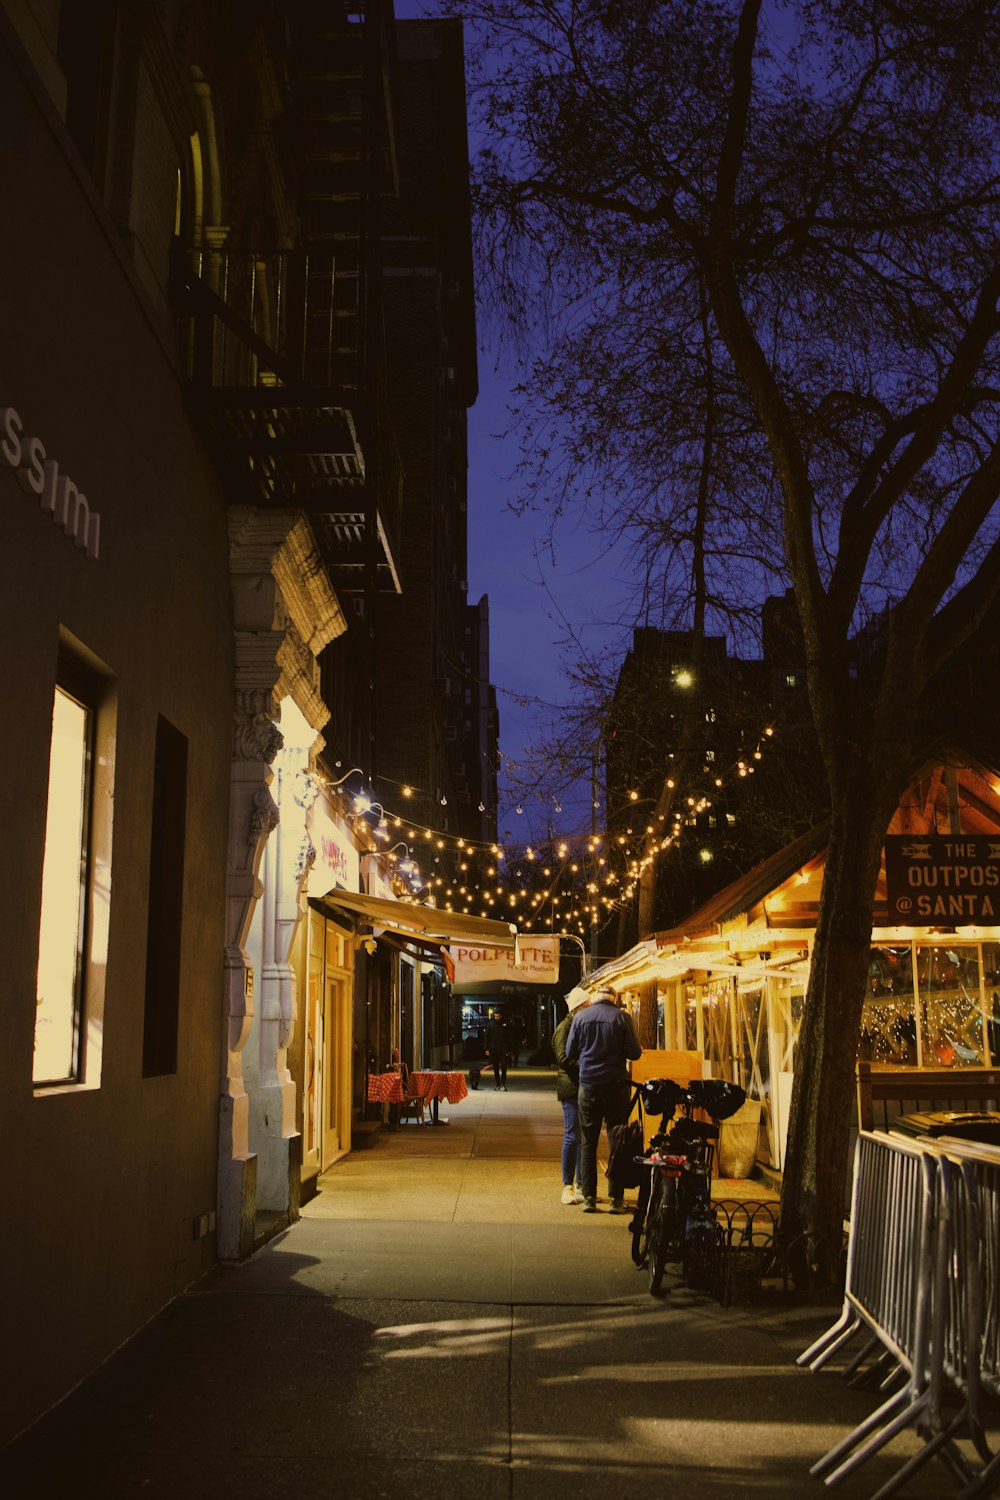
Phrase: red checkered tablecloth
[
  {"left": 408, "top": 1071, "right": 469, "bottom": 1104},
  {"left": 367, "top": 1072, "right": 404, "bottom": 1104}
]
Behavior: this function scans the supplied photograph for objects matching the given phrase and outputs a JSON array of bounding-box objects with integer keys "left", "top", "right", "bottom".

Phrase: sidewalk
[{"left": 1, "top": 1069, "right": 974, "bottom": 1497}]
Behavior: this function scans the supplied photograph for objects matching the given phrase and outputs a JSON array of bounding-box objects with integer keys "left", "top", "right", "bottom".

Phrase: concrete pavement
[{"left": 3, "top": 1068, "right": 989, "bottom": 1497}]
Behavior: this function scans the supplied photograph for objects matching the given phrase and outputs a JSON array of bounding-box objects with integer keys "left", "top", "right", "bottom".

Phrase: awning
[{"left": 317, "top": 889, "right": 518, "bottom": 949}]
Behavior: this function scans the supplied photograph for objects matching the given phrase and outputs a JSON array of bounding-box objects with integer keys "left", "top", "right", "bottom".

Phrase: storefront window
[
  {"left": 982, "top": 942, "right": 1000, "bottom": 1065},
  {"left": 860, "top": 947, "right": 917, "bottom": 1064},
  {"left": 34, "top": 684, "right": 92, "bottom": 1084},
  {"left": 916, "top": 943, "right": 985, "bottom": 1067}
]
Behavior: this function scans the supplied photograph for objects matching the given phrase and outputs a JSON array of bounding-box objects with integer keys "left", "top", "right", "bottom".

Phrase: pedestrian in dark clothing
[
  {"left": 485, "top": 1013, "right": 510, "bottom": 1090},
  {"left": 553, "top": 987, "right": 590, "bottom": 1204},
  {"left": 566, "top": 987, "right": 642, "bottom": 1213}
]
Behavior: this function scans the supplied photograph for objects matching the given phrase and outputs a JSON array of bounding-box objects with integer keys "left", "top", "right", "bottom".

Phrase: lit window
[
  {"left": 786, "top": 673, "right": 798, "bottom": 688},
  {"left": 34, "top": 682, "right": 93, "bottom": 1084},
  {"left": 705, "top": 749, "right": 715, "bottom": 762},
  {"left": 726, "top": 813, "right": 737, "bottom": 826}
]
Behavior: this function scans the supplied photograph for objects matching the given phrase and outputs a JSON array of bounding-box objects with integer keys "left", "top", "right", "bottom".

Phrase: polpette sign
[{"left": 446, "top": 936, "right": 560, "bottom": 991}]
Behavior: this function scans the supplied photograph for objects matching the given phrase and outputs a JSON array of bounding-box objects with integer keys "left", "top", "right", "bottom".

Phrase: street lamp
[
  {"left": 558, "top": 932, "right": 590, "bottom": 976},
  {"left": 324, "top": 765, "right": 365, "bottom": 795}
]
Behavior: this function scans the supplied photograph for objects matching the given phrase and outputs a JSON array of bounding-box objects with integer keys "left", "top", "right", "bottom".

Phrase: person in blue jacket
[{"left": 566, "top": 987, "right": 641, "bottom": 1213}]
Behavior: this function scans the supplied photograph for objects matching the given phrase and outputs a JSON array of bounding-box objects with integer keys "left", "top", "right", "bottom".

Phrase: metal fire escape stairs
[{"left": 174, "top": 0, "right": 403, "bottom": 600}]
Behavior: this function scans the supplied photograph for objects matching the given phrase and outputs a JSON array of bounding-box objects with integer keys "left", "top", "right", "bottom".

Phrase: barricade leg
[
  {"left": 798, "top": 1305, "right": 863, "bottom": 1371},
  {"left": 814, "top": 1384, "right": 929, "bottom": 1487}
]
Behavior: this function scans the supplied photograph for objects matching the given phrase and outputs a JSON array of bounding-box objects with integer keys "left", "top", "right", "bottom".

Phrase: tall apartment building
[
  {"left": 373, "top": 19, "right": 497, "bottom": 846},
  {"left": 604, "top": 607, "right": 824, "bottom": 942},
  {"left": 1, "top": 0, "right": 496, "bottom": 1442}
]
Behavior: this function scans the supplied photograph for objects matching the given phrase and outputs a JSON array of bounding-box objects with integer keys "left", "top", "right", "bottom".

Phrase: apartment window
[
  {"left": 143, "top": 717, "right": 189, "bottom": 1076},
  {"left": 34, "top": 663, "right": 99, "bottom": 1084},
  {"left": 786, "top": 673, "right": 798, "bottom": 688}
]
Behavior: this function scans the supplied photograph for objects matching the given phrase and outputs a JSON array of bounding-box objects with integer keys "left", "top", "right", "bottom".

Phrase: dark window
[
  {"left": 57, "top": 2, "right": 116, "bottom": 182},
  {"left": 142, "top": 717, "right": 188, "bottom": 1076}
]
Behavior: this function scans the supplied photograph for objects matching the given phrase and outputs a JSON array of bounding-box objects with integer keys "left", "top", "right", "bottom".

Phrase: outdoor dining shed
[{"left": 586, "top": 754, "right": 1000, "bottom": 1172}]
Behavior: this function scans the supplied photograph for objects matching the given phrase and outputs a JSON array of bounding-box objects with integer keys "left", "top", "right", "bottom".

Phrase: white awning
[{"left": 318, "top": 889, "right": 518, "bottom": 949}]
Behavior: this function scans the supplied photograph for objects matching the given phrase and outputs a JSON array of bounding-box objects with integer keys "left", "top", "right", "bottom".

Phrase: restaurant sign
[
  {"left": 444, "top": 936, "right": 561, "bottom": 993},
  {"left": 884, "top": 834, "right": 1000, "bottom": 923},
  {"left": 308, "top": 799, "right": 360, "bottom": 896}
]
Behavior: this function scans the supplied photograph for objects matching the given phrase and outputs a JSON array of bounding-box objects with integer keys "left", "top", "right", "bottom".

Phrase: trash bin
[
  {"left": 717, "top": 1097, "right": 763, "bottom": 1177},
  {"left": 893, "top": 1110, "right": 1000, "bottom": 1146}
]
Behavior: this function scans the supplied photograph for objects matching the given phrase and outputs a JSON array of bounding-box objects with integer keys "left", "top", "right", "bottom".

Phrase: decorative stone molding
[
  {"left": 234, "top": 706, "right": 284, "bottom": 765},
  {"left": 219, "top": 506, "right": 347, "bottom": 1250}
]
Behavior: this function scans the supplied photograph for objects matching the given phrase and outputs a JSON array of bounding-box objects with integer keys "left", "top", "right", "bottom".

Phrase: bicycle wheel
[
  {"left": 631, "top": 1174, "right": 652, "bottom": 1267},
  {"left": 682, "top": 1169, "right": 722, "bottom": 1291},
  {"left": 648, "top": 1175, "right": 676, "bottom": 1294}
]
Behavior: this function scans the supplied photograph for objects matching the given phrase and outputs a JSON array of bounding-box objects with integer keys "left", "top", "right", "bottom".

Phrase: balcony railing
[{"left": 174, "top": 244, "right": 402, "bottom": 593}]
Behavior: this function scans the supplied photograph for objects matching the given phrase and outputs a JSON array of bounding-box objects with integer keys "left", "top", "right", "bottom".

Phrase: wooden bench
[{"left": 856, "top": 1060, "right": 1000, "bottom": 1131}]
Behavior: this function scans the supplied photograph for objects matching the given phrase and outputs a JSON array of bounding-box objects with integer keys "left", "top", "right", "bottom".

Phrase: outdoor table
[
  {"left": 366, "top": 1071, "right": 404, "bottom": 1104},
  {"left": 407, "top": 1070, "right": 469, "bottom": 1125}
]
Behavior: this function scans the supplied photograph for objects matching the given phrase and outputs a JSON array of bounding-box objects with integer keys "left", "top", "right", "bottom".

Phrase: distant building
[
  {"left": 375, "top": 19, "right": 494, "bottom": 846},
  {"left": 604, "top": 604, "right": 825, "bottom": 944}
]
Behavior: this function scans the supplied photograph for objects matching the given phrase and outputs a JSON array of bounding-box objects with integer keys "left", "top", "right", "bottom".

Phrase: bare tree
[{"left": 446, "top": 0, "right": 1000, "bottom": 1269}]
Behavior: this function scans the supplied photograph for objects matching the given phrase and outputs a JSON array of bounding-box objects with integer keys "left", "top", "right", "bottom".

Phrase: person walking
[
  {"left": 485, "top": 1011, "right": 510, "bottom": 1090},
  {"left": 566, "top": 987, "right": 641, "bottom": 1213},
  {"left": 553, "top": 987, "right": 589, "bottom": 1205}
]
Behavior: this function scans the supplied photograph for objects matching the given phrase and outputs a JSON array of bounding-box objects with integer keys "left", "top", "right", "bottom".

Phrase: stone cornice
[{"left": 272, "top": 515, "right": 347, "bottom": 654}]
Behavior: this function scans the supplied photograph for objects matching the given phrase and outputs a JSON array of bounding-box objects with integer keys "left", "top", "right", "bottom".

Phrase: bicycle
[{"left": 630, "top": 1077, "right": 746, "bottom": 1296}]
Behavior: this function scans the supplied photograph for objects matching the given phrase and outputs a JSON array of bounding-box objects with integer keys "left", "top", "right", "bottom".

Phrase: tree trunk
[{"left": 778, "top": 760, "right": 901, "bottom": 1280}]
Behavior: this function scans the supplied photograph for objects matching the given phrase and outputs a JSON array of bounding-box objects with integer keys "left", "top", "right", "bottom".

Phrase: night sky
[{"left": 396, "top": 0, "right": 630, "bottom": 840}]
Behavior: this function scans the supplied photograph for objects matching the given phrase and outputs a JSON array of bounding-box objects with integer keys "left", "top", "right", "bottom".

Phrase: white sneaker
[{"left": 560, "top": 1184, "right": 578, "bottom": 1206}]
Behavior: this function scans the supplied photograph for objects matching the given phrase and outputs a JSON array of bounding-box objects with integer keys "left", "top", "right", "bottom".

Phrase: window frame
[{"left": 33, "top": 638, "right": 115, "bottom": 1095}]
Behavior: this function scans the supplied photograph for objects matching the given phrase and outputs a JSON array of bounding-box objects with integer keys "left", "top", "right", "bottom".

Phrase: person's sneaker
[
  {"left": 609, "top": 1197, "right": 629, "bottom": 1214},
  {"left": 560, "top": 1184, "right": 578, "bottom": 1206},
  {"left": 583, "top": 1197, "right": 598, "bottom": 1213},
  {"left": 573, "top": 1186, "right": 586, "bottom": 1203}
]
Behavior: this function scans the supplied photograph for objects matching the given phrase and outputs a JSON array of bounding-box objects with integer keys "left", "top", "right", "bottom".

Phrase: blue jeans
[
  {"left": 561, "top": 1099, "right": 581, "bottom": 1185},
  {"left": 578, "top": 1079, "right": 631, "bottom": 1201}
]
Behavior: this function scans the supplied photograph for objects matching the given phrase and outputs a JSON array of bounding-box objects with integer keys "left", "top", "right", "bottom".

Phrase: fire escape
[{"left": 174, "top": 1, "right": 402, "bottom": 609}]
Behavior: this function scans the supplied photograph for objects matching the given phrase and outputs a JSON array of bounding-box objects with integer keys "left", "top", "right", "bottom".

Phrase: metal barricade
[
  {"left": 801, "top": 1131, "right": 1000, "bottom": 1497},
  {"left": 798, "top": 1131, "right": 937, "bottom": 1487},
  {"left": 931, "top": 1138, "right": 1000, "bottom": 1500}
]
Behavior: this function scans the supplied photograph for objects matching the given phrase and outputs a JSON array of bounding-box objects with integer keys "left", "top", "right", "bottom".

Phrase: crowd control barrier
[{"left": 799, "top": 1129, "right": 1000, "bottom": 1497}]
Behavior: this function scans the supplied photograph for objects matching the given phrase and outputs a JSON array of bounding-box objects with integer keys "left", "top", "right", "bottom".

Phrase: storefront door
[{"left": 304, "top": 910, "right": 353, "bottom": 1174}]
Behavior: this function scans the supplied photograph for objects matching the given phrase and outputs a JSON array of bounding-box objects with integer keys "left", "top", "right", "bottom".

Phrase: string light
[{"left": 314, "top": 711, "right": 782, "bottom": 927}]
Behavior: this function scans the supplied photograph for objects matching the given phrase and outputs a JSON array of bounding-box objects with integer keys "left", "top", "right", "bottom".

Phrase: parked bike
[{"left": 630, "top": 1077, "right": 746, "bottom": 1295}]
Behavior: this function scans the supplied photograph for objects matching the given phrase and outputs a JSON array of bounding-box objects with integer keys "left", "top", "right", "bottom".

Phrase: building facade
[{"left": 2, "top": 0, "right": 496, "bottom": 1441}]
